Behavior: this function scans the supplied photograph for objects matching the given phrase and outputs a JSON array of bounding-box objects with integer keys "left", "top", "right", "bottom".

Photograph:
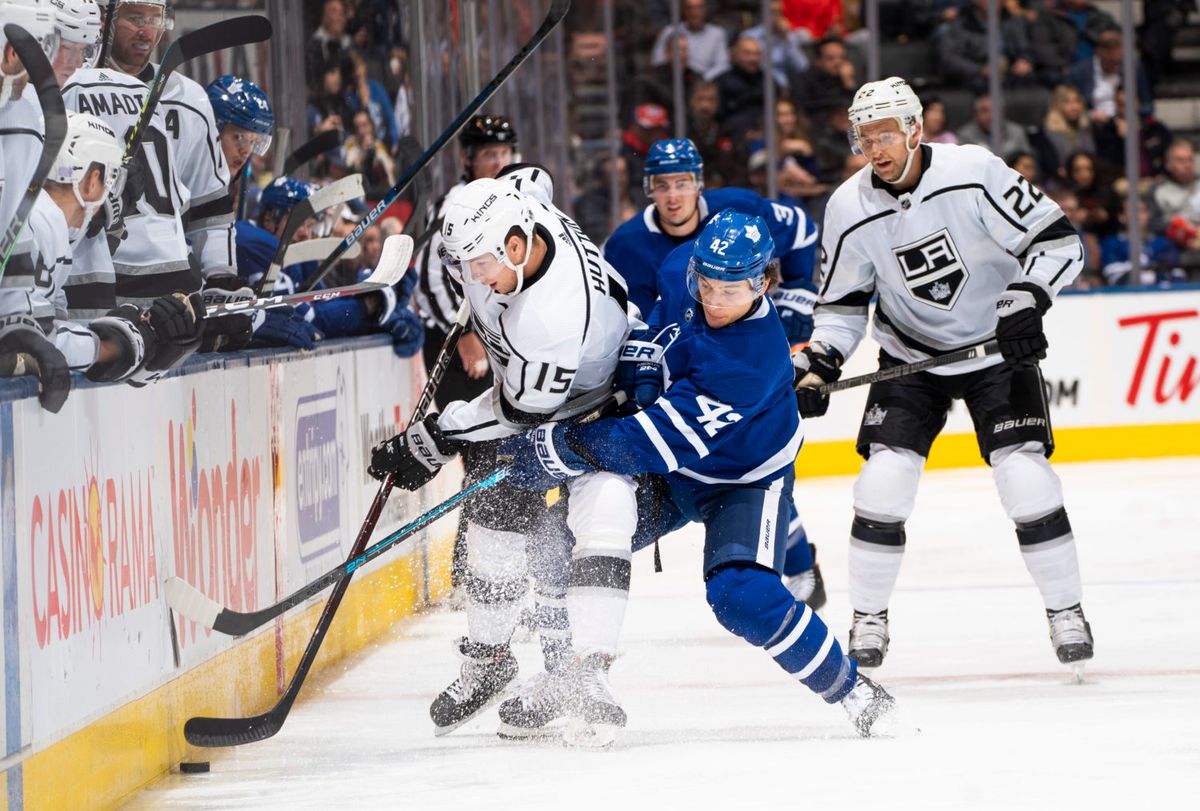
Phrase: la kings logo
[{"left": 892, "top": 228, "right": 968, "bottom": 311}]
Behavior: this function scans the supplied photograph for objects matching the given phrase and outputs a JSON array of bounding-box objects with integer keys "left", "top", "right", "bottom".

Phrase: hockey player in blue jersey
[
  {"left": 498, "top": 210, "right": 897, "bottom": 739},
  {"left": 605, "top": 137, "right": 825, "bottom": 606}
]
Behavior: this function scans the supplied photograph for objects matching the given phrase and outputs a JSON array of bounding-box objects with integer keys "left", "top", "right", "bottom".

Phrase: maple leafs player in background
[
  {"left": 368, "top": 178, "right": 635, "bottom": 740},
  {"left": 794, "top": 77, "right": 1094, "bottom": 672},
  {"left": 500, "top": 210, "right": 897, "bottom": 738},
  {"left": 603, "top": 136, "right": 827, "bottom": 609},
  {"left": 62, "top": 0, "right": 239, "bottom": 354}
]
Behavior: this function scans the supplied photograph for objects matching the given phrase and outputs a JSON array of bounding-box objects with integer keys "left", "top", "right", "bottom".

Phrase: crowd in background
[{"left": 282, "top": 0, "right": 1200, "bottom": 291}]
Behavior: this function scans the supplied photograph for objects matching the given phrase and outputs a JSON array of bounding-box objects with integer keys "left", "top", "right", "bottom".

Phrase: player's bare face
[
  {"left": 219, "top": 125, "right": 258, "bottom": 172},
  {"left": 53, "top": 39, "right": 94, "bottom": 86},
  {"left": 650, "top": 173, "right": 700, "bottom": 234},
  {"left": 111, "top": 6, "right": 167, "bottom": 73},
  {"left": 695, "top": 276, "right": 755, "bottom": 328},
  {"left": 856, "top": 119, "right": 914, "bottom": 187}
]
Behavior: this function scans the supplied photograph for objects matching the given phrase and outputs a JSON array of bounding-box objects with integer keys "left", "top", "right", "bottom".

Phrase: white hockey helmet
[
  {"left": 49, "top": 111, "right": 125, "bottom": 229},
  {"left": 847, "top": 76, "right": 924, "bottom": 184},
  {"left": 441, "top": 177, "right": 537, "bottom": 294},
  {"left": 0, "top": 0, "right": 61, "bottom": 102},
  {"left": 51, "top": 0, "right": 101, "bottom": 80},
  {"left": 496, "top": 162, "right": 555, "bottom": 208}
]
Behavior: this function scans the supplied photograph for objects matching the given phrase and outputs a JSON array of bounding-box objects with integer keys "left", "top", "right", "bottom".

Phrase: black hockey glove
[
  {"left": 368, "top": 414, "right": 460, "bottom": 490},
  {"left": 144, "top": 292, "right": 206, "bottom": 371},
  {"left": 995, "top": 282, "right": 1051, "bottom": 367},
  {"left": 792, "top": 343, "right": 843, "bottom": 419},
  {"left": 771, "top": 287, "right": 818, "bottom": 346},
  {"left": 0, "top": 314, "right": 72, "bottom": 413}
]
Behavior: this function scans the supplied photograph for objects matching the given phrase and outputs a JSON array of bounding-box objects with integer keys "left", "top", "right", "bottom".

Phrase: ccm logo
[{"left": 993, "top": 417, "right": 1046, "bottom": 432}]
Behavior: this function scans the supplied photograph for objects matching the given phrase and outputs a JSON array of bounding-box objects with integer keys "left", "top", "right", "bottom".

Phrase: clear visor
[
  {"left": 461, "top": 252, "right": 508, "bottom": 285},
  {"left": 54, "top": 38, "right": 98, "bottom": 71},
  {"left": 437, "top": 243, "right": 464, "bottom": 285},
  {"left": 229, "top": 128, "right": 272, "bottom": 157},
  {"left": 643, "top": 173, "right": 700, "bottom": 198},
  {"left": 847, "top": 126, "right": 906, "bottom": 156},
  {"left": 686, "top": 262, "right": 765, "bottom": 310},
  {"left": 115, "top": 8, "right": 175, "bottom": 33}
]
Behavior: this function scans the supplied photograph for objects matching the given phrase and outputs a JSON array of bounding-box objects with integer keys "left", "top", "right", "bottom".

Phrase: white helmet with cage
[
  {"left": 0, "top": 0, "right": 60, "bottom": 103},
  {"left": 48, "top": 111, "right": 125, "bottom": 236},
  {"left": 848, "top": 76, "right": 924, "bottom": 185},
  {"left": 440, "top": 177, "right": 537, "bottom": 294}
]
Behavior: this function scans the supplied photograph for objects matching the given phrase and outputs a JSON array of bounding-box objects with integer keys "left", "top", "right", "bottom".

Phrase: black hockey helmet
[{"left": 460, "top": 115, "right": 518, "bottom": 150}]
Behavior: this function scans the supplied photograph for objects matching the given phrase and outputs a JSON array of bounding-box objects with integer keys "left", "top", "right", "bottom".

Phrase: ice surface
[{"left": 125, "top": 458, "right": 1200, "bottom": 810}]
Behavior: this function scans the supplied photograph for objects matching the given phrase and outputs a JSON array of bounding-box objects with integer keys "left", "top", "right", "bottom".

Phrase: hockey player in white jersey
[
  {"left": 63, "top": 0, "right": 240, "bottom": 337},
  {"left": 1, "top": 112, "right": 203, "bottom": 409},
  {"left": 368, "top": 177, "right": 636, "bottom": 738},
  {"left": 794, "top": 77, "right": 1094, "bottom": 671},
  {"left": 50, "top": 0, "right": 101, "bottom": 86}
]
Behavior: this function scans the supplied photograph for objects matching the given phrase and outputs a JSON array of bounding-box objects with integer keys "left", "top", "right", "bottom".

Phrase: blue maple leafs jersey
[
  {"left": 573, "top": 242, "right": 802, "bottom": 484},
  {"left": 603, "top": 187, "right": 818, "bottom": 319}
]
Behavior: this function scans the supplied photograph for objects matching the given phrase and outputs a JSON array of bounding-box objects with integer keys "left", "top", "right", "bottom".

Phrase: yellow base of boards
[
  {"left": 1, "top": 535, "right": 454, "bottom": 811},
  {"left": 795, "top": 422, "right": 1200, "bottom": 478}
]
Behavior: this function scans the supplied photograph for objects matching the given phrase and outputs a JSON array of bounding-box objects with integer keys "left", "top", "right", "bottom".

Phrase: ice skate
[
  {"left": 430, "top": 637, "right": 517, "bottom": 736},
  {"left": 497, "top": 666, "right": 577, "bottom": 741},
  {"left": 840, "top": 673, "right": 897, "bottom": 737},
  {"left": 848, "top": 609, "right": 889, "bottom": 668},
  {"left": 564, "top": 653, "right": 626, "bottom": 748},
  {"left": 785, "top": 544, "right": 827, "bottom": 610},
  {"left": 1047, "top": 603, "right": 1093, "bottom": 681}
]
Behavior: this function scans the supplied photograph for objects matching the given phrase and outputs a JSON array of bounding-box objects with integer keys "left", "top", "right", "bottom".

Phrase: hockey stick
[
  {"left": 281, "top": 128, "right": 342, "bottom": 176},
  {"left": 181, "top": 302, "right": 473, "bottom": 747},
  {"left": 299, "top": 0, "right": 572, "bottom": 293},
  {"left": 279, "top": 237, "right": 360, "bottom": 268},
  {"left": 0, "top": 25, "right": 68, "bottom": 280},
  {"left": 95, "top": 0, "right": 117, "bottom": 69},
  {"left": 206, "top": 233, "right": 409, "bottom": 319},
  {"left": 123, "top": 16, "right": 273, "bottom": 166},
  {"left": 168, "top": 302, "right": 471, "bottom": 636},
  {"left": 816, "top": 341, "right": 1002, "bottom": 394},
  {"left": 254, "top": 174, "right": 364, "bottom": 295}
]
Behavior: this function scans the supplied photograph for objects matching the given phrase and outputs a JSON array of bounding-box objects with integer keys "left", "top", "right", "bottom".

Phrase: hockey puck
[{"left": 179, "top": 761, "right": 210, "bottom": 774}]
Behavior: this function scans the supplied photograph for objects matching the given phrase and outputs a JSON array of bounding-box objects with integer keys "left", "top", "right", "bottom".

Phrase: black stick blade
[
  {"left": 184, "top": 705, "right": 288, "bottom": 748},
  {"left": 177, "top": 14, "right": 273, "bottom": 61},
  {"left": 282, "top": 129, "right": 342, "bottom": 175}
]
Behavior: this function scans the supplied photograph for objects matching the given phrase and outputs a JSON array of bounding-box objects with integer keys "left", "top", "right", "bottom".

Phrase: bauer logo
[{"left": 294, "top": 374, "right": 348, "bottom": 563}]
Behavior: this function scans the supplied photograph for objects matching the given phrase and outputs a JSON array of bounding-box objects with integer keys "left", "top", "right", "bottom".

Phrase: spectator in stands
[
  {"left": 1100, "top": 198, "right": 1186, "bottom": 286},
  {"left": 759, "top": 98, "right": 828, "bottom": 202},
  {"left": 343, "top": 51, "right": 399, "bottom": 153},
  {"left": 714, "top": 35, "right": 782, "bottom": 136},
  {"left": 792, "top": 37, "right": 857, "bottom": 115},
  {"left": 809, "top": 98, "right": 856, "bottom": 183},
  {"left": 783, "top": 0, "right": 845, "bottom": 39},
  {"left": 307, "top": 0, "right": 352, "bottom": 88},
  {"left": 1039, "top": 84, "right": 1095, "bottom": 176},
  {"left": 390, "top": 46, "right": 412, "bottom": 139},
  {"left": 1056, "top": 0, "right": 1118, "bottom": 66},
  {"left": 650, "top": 0, "right": 731, "bottom": 80},
  {"left": 936, "top": 0, "right": 1035, "bottom": 94},
  {"left": 922, "top": 96, "right": 959, "bottom": 144},
  {"left": 307, "top": 62, "right": 352, "bottom": 161},
  {"left": 1064, "top": 149, "right": 1118, "bottom": 236},
  {"left": 342, "top": 110, "right": 397, "bottom": 197},
  {"left": 623, "top": 103, "right": 672, "bottom": 194},
  {"left": 958, "top": 94, "right": 1032, "bottom": 157},
  {"left": 1067, "top": 26, "right": 1152, "bottom": 123},
  {"left": 1008, "top": 150, "right": 1043, "bottom": 186},
  {"left": 634, "top": 33, "right": 700, "bottom": 111},
  {"left": 573, "top": 153, "right": 637, "bottom": 245},
  {"left": 1094, "top": 85, "right": 1173, "bottom": 179},
  {"left": 1054, "top": 190, "right": 1102, "bottom": 280},
  {"left": 1016, "top": 0, "right": 1081, "bottom": 87},
  {"left": 743, "top": 0, "right": 812, "bottom": 94},
  {"left": 1149, "top": 139, "right": 1200, "bottom": 241},
  {"left": 686, "top": 80, "right": 746, "bottom": 187},
  {"left": 1140, "top": 0, "right": 1195, "bottom": 88}
]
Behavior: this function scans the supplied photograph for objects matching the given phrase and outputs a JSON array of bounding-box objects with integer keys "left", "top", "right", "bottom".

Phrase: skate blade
[
  {"left": 563, "top": 718, "right": 619, "bottom": 749},
  {"left": 497, "top": 722, "right": 564, "bottom": 742},
  {"left": 1071, "top": 663, "right": 1086, "bottom": 684}
]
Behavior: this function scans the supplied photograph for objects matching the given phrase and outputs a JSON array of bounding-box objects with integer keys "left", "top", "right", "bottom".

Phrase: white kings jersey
[
  {"left": 438, "top": 195, "right": 632, "bottom": 443},
  {"left": 62, "top": 66, "right": 235, "bottom": 308},
  {"left": 0, "top": 193, "right": 100, "bottom": 370},
  {"left": 812, "top": 143, "right": 1084, "bottom": 374},
  {"left": 0, "top": 87, "right": 43, "bottom": 231}
]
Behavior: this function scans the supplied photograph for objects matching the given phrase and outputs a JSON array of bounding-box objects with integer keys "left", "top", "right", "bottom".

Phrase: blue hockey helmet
[
  {"left": 643, "top": 137, "right": 704, "bottom": 194},
  {"left": 258, "top": 176, "right": 316, "bottom": 225},
  {"left": 206, "top": 75, "right": 273, "bottom": 156},
  {"left": 687, "top": 209, "right": 774, "bottom": 310}
]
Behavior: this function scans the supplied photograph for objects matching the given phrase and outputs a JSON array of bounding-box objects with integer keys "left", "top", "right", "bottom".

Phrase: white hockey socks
[{"left": 847, "top": 515, "right": 907, "bottom": 614}]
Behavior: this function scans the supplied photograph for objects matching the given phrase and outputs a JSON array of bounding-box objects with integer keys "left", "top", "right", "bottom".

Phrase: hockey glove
[
  {"left": 0, "top": 315, "right": 71, "bottom": 413},
  {"left": 771, "top": 286, "right": 818, "bottom": 345},
  {"left": 497, "top": 422, "right": 596, "bottom": 491},
  {"left": 995, "top": 282, "right": 1051, "bottom": 367},
  {"left": 201, "top": 272, "right": 256, "bottom": 308},
  {"left": 249, "top": 308, "right": 319, "bottom": 350},
  {"left": 385, "top": 307, "right": 424, "bottom": 358},
  {"left": 144, "top": 293, "right": 206, "bottom": 370},
  {"left": 368, "top": 414, "right": 460, "bottom": 490},
  {"left": 616, "top": 328, "right": 668, "bottom": 410},
  {"left": 792, "top": 342, "right": 843, "bottom": 419}
]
